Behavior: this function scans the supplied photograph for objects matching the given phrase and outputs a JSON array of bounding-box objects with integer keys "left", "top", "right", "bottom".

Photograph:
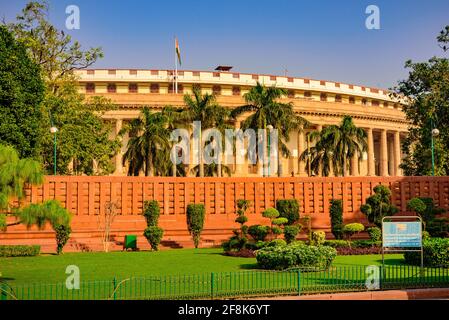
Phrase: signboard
[{"left": 382, "top": 221, "right": 422, "bottom": 248}]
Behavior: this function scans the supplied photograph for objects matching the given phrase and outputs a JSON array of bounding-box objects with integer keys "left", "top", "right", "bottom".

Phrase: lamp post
[
  {"left": 430, "top": 119, "right": 439, "bottom": 176},
  {"left": 267, "top": 125, "right": 273, "bottom": 177},
  {"left": 50, "top": 126, "right": 58, "bottom": 175}
]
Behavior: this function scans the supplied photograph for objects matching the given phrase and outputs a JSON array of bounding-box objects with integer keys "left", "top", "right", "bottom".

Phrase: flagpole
[{"left": 175, "top": 37, "right": 178, "bottom": 94}]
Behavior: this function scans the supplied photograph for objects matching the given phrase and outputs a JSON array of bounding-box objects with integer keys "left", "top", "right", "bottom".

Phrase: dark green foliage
[
  {"left": 367, "top": 227, "right": 382, "bottom": 242},
  {"left": 329, "top": 199, "right": 344, "bottom": 239},
  {"left": 54, "top": 224, "right": 71, "bottom": 254},
  {"left": 186, "top": 204, "right": 205, "bottom": 248},
  {"left": 283, "top": 225, "right": 301, "bottom": 244},
  {"left": 0, "top": 26, "right": 45, "bottom": 159},
  {"left": 342, "top": 223, "right": 365, "bottom": 240},
  {"left": 142, "top": 201, "right": 164, "bottom": 250},
  {"left": 0, "top": 245, "right": 40, "bottom": 257},
  {"left": 323, "top": 240, "right": 351, "bottom": 248},
  {"left": 360, "top": 185, "right": 398, "bottom": 227},
  {"left": 407, "top": 197, "right": 447, "bottom": 236},
  {"left": 276, "top": 199, "right": 300, "bottom": 225},
  {"left": 248, "top": 225, "right": 270, "bottom": 242},
  {"left": 256, "top": 243, "right": 337, "bottom": 270},
  {"left": 404, "top": 238, "right": 449, "bottom": 267},
  {"left": 143, "top": 226, "right": 164, "bottom": 251},
  {"left": 222, "top": 200, "right": 251, "bottom": 252},
  {"left": 143, "top": 200, "right": 160, "bottom": 227}
]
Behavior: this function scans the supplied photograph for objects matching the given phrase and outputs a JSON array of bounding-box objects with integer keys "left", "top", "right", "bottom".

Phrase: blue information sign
[{"left": 382, "top": 222, "right": 422, "bottom": 248}]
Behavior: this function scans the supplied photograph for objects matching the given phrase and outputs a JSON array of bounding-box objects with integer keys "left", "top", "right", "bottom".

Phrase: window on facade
[
  {"left": 320, "top": 93, "right": 327, "bottom": 102},
  {"left": 348, "top": 84, "right": 354, "bottom": 89},
  {"left": 287, "top": 77, "right": 294, "bottom": 83},
  {"left": 233, "top": 73, "right": 239, "bottom": 79},
  {"left": 335, "top": 95, "right": 342, "bottom": 103},
  {"left": 151, "top": 70, "right": 158, "bottom": 75},
  {"left": 252, "top": 75, "right": 258, "bottom": 80},
  {"left": 232, "top": 86, "right": 241, "bottom": 96},
  {"left": 87, "top": 70, "right": 95, "bottom": 75},
  {"left": 383, "top": 102, "right": 389, "bottom": 108},
  {"left": 192, "top": 71, "right": 200, "bottom": 76},
  {"left": 372, "top": 100, "right": 379, "bottom": 107},
  {"left": 128, "top": 83, "right": 138, "bottom": 93},
  {"left": 86, "top": 83, "right": 95, "bottom": 93},
  {"left": 212, "top": 85, "right": 221, "bottom": 95},
  {"left": 320, "top": 80, "right": 326, "bottom": 86},
  {"left": 213, "top": 72, "right": 220, "bottom": 78},
  {"left": 129, "top": 70, "right": 137, "bottom": 75},
  {"left": 304, "top": 91, "right": 311, "bottom": 98},
  {"left": 169, "top": 83, "right": 184, "bottom": 94},
  {"left": 108, "top": 70, "right": 116, "bottom": 75},
  {"left": 107, "top": 83, "right": 116, "bottom": 93},
  {"left": 287, "top": 90, "right": 295, "bottom": 98},
  {"left": 362, "top": 99, "right": 367, "bottom": 105},
  {"left": 335, "top": 82, "right": 340, "bottom": 88},
  {"left": 349, "top": 97, "right": 355, "bottom": 104},
  {"left": 304, "top": 79, "right": 310, "bottom": 84},
  {"left": 270, "top": 76, "right": 276, "bottom": 81},
  {"left": 150, "top": 83, "right": 159, "bottom": 93}
]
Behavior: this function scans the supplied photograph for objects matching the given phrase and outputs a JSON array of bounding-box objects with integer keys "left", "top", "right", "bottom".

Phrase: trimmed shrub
[
  {"left": 284, "top": 225, "right": 301, "bottom": 244},
  {"left": 404, "top": 238, "right": 449, "bottom": 267},
  {"left": 351, "top": 240, "right": 381, "bottom": 248},
  {"left": 0, "top": 245, "right": 40, "bottom": 257},
  {"left": 272, "top": 217, "right": 289, "bottom": 226},
  {"left": 262, "top": 208, "right": 280, "bottom": 219},
  {"left": 256, "top": 243, "right": 337, "bottom": 270},
  {"left": 186, "top": 204, "right": 205, "bottom": 248},
  {"left": 248, "top": 225, "right": 270, "bottom": 241},
  {"left": 310, "top": 231, "right": 326, "bottom": 246},
  {"left": 367, "top": 227, "right": 382, "bottom": 242},
  {"left": 361, "top": 185, "right": 398, "bottom": 227},
  {"left": 329, "top": 199, "right": 344, "bottom": 239},
  {"left": 276, "top": 199, "right": 300, "bottom": 225},
  {"left": 323, "top": 240, "right": 351, "bottom": 248},
  {"left": 143, "top": 200, "right": 160, "bottom": 227},
  {"left": 54, "top": 224, "right": 71, "bottom": 254},
  {"left": 343, "top": 223, "right": 365, "bottom": 240},
  {"left": 143, "top": 226, "right": 164, "bottom": 251},
  {"left": 267, "top": 239, "right": 287, "bottom": 247}
]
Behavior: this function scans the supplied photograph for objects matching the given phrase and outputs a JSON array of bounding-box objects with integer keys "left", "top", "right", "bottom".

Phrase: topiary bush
[
  {"left": 323, "top": 240, "right": 351, "bottom": 248},
  {"left": 343, "top": 223, "right": 365, "bottom": 240},
  {"left": 367, "top": 226, "right": 382, "bottom": 242},
  {"left": 310, "top": 231, "right": 326, "bottom": 246},
  {"left": 276, "top": 199, "right": 300, "bottom": 225},
  {"left": 54, "top": 224, "right": 71, "bottom": 255},
  {"left": 222, "top": 200, "right": 251, "bottom": 252},
  {"left": 262, "top": 207, "right": 280, "bottom": 220},
  {"left": 267, "top": 239, "right": 287, "bottom": 247},
  {"left": 186, "top": 204, "right": 205, "bottom": 248},
  {"left": 329, "top": 199, "right": 344, "bottom": 240},
  {"left": 0, "top": 245, "right": 40, "bottom": 257},
  {"left": 404, "top": 238, "right": 449, "bottom": 267},
  {"left": 361, "top": 185, "right": 398, "bottom": 227},
  {"left": 284, "top": 225, "right": 301, "bottom": 244},
  {"left": 248, "top": 225, "right": 270, "bottom": 242},
  {"left": 143, "top": 200, "right": 160, "bottom": 227},
  {"left": 143, "top": 226, "right": 164, "bottom": 251},
  {"left": 256, "top": 242, "right": 337, "bottom": 270},
  {"left": 142, "top": 201, "right": 164, "bottom": 251}
]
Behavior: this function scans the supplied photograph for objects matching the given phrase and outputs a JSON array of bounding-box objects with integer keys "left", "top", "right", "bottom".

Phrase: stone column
[
  {"left": 350, "top": 153, "right": 359, "bottom": 176},
  {"left": 394, "top": 131, "right": 402, "bottom": 176},
  {"left": 114, "top": 119, "right": 123, "bottom": 175},
  {"left": 316, "top": 124, "right": 323, "bottom": 176},
  {"left": 298, "top": 128, "right": 307, "bottom": 176},
  {"left": 388, "top": 136, "right": 395, "bottom": 176},
  {"left": 367, "top": 128, "right": 375, "bottom": 176},
  {"left": 380, "top": 129, "right": 389, "bottom": 176}
]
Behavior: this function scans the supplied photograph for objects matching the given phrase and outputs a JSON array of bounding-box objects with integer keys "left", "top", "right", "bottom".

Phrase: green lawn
[{"left": 0, "top": 248, "right": 403, "bottom": 286}]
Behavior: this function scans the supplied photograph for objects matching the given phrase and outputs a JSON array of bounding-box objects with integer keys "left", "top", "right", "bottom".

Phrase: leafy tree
[
  {"left": 0, "top": 25, "right": 45, "bottom": 159},
  {"left": 360, "top": 185, "right": 398, "bottom": 227},
  {"left": 393, "top": 26, "right": 449, "bottom": 175},
  {"left": 181, "top": 86, "right": 231, "bottom": 177},
  {"left": 231, "top": 82, "right": 308, "bottom": 176},
  {"left": 186, "top": 204, "right": 205, "bottom": 248},
  {"left": 301, "top": 116, "right": 367, "bottom": 176},
  {"left": 329, "top": 199, "right": 344, "bottom": 240},
  {"left": 121, "top": 107, "right": 170, "bottom": 176},
  {"left": 142, "top": 200, "right": 164, "bottom": 251},
  {"left": 5, "top": 1, "right": 119, "bottom": 175}
]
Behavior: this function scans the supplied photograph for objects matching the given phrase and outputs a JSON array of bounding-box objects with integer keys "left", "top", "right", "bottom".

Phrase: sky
[{"left": 1, "top": 0, "right": 448, "bottom": 89}]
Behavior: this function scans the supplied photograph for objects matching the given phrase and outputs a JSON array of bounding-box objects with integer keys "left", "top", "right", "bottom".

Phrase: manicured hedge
[
  {"left": 0, "top": 245, "right": 41, "bottom": 257},
  {"left": 276, "top": 199, "right": 300, "bottom": 225},
  {"left": 404, "top": 238, "right": 449, "bottom": 267},
  {"left": 256, "top": 242, "right": 337, "bottom": 270}
]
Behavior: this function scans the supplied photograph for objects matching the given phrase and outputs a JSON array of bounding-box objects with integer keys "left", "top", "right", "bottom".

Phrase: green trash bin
[{"left": 123, "top": 234, "right": 137, "bottom": 251}]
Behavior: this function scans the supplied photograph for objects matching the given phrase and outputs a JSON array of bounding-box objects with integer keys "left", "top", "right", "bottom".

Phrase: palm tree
[
  {"left": 120, "top": 107, "right": 170, "bottom": 176},
  {"left": 231, "top": 82, "right": 308, "bottom": 176},
  {"left": 161, "top": 106, "right": 186, "bottom": 177},
  {"left": 302, "top": 116, "right": 367, "bottom": 176},
  {"left": 181, "top": 85, "right": 230, "bottom": 177}
]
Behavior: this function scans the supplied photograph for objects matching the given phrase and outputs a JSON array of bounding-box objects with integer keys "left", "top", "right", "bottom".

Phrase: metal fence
[{"left": 1, "top": 265, "right": 449, "bottom": 300}]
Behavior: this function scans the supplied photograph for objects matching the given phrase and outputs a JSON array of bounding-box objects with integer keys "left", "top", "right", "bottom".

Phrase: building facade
[{"left": 75, "top": 69, "right": 408, "bottom": 177}]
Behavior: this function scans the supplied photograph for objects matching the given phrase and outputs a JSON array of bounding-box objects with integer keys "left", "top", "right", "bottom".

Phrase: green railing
[{"left": 1, "top": 265, "right": 449, "bottom": 300}]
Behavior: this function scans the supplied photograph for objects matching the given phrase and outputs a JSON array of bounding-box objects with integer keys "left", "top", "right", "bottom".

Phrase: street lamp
[
  {"left": 50, "top": 126, "right": 58, "bottom": 175},
  {"left": 431, "top": 120, "right": 439, "bottom": 176},
  {"left": 267, "top": 125, "right": 273, "bottom": 177}
]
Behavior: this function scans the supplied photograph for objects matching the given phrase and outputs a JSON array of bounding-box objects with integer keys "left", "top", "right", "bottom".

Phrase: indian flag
[{"left": 175, "top": 37, "right": 182, "bottom": 66}]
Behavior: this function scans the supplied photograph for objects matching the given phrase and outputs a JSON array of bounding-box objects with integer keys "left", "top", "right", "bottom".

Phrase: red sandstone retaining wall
[{"left": 1, "top": 176, "right": 449, "bottom": 252}]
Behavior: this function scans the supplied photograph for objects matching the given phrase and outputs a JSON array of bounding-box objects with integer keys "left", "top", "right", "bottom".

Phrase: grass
[{"left": 0, "top": 248, "right": 404, "bottom": 286}]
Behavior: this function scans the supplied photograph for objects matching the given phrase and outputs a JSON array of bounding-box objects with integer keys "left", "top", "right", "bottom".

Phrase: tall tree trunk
[{"left": 343, "top": 153, "right": 347, "bottom": 177}]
